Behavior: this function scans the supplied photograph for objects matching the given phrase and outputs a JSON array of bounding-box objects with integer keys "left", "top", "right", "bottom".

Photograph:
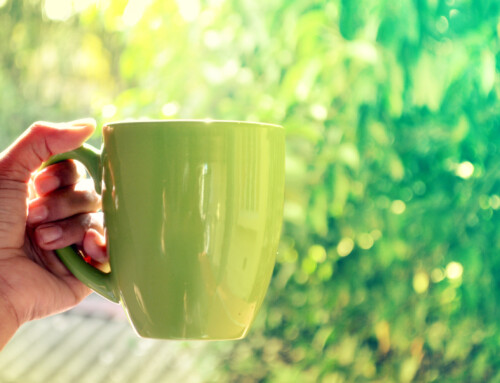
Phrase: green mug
[{"left": 43, "top": 120, "right": 285, "bottom": 340}]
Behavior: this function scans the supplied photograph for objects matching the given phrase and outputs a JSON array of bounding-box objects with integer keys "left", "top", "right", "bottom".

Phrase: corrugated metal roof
[{"left": 0, "top": 294, "right": 226, "bottom": 383}]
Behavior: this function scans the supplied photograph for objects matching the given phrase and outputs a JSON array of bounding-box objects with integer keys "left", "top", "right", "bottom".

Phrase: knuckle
[
  {"left": 29, "top": 121, "right": 46, "bottom": 130},
  {"left": 78, "top": 213, "right": 93, "bottom": 229},
  {"left": 57, "top": 165, "right": 78, "bottom": 184},
  {"left": 59, "top": 213, "right": 91, "bottom": 233},
  {"left": 72, "top": 188, "right": 99, "bottom": 208},
  {"left": 50, "top": 160, "right": 76, "bottom": 178}
]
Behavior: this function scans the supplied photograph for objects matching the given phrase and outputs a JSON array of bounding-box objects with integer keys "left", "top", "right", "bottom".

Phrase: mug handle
[{"left": 41, "top": 143, "right": 120, "bottom": 303}]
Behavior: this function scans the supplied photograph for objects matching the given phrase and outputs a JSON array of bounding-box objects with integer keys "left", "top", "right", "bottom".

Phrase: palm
[
  {"left": 0, "top": 178, "right": 88, "bottom": 324},
  {"left": 0, "top": 121, "right": 96, "bottom": 329}
]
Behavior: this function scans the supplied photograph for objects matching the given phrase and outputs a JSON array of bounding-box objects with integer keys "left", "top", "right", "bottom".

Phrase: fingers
[
  {"left": 83, "top": 229, "right": 108, "bottom": 263},
  {"left": 0, "top": 119, "right": 95, "bottom": 182},
  {"left": 28, "top": 158, "right": 109, "bottom": 264},
  {"left": 32, "top": 160, "right": 84, "bottom": 196},
  {"left": 34, "top": 213, "right": 103, "bottom": 250},
  {"left": 27, "top": 180, "right": 100, "bottom": 225}
]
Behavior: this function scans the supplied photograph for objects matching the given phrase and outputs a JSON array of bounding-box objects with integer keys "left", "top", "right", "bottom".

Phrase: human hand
[
  {"left": 28, "top": 153, "right": 107, "bottom": 266},
  {"left": 0, "top": 119, "right": 106, "bottom": 349}
]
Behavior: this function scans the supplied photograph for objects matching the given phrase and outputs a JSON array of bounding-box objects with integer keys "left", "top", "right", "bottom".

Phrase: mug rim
[{"left": 104, "top": 119, "right": 283, "bottom": 130}]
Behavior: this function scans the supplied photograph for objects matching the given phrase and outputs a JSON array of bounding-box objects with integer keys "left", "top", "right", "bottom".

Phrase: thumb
[{"left": 0, "top": 119, "right": 96, "bottom": 182}]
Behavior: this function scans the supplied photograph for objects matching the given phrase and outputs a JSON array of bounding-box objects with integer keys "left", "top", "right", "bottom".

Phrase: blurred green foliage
[{"left": 1, "top": 0, "right": 500, "bottom": 381}]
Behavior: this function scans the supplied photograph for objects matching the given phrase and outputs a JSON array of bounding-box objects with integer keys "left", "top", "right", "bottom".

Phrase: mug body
[{"left": 101, "top": 120, "right": 285, "bottom": 339}]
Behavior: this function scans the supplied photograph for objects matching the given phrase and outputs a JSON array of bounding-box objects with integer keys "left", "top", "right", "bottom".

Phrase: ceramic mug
[{"left": 43, "top": 120, "right": 285, "bottom": 340}]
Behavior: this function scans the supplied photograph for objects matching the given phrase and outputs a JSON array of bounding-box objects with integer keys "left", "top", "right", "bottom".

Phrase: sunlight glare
[
  {"left": 310, "top": 104, "right": 328, "bottom": 121},
  {"left": 102, "top": 104, "right": 117, "bottom": 119},
  {"left": 43, "top": 0, "right": 98, "bottom": 21},
  {"left": 123, "top": 0, "right": 152, "bottom": 26},
  {"left": 44, "top": 0, "right": 73, "bottom": 21},
  {"left": 176, "top": 0, "right": 201, "bottom": 22},
  {"left": 204, "top": 30, "right": 222, "bottom": 49},
  {"left": 456, "top": 161, "right": 474, "bottom": 179},
  {"left": 162, "top": 102, "right": 179, "bottom": 117},
  {"left": 445, "top": 261, "right": 463, "bottom": 280},
  {"left": 73, "top": 0, "right": 99, "bottom": 13}
]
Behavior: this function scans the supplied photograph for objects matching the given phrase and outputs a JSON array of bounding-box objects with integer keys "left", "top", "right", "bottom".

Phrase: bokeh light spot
[
  {"left": 176, "top": 0, "right": 201, "bottom": 22},
  {"left": 204, "top": 30, "right": 222, "bottom": 49},
  {"left": 431, "top": 268, "right": 445, "bottom": 283},
  {"left": 44, "top": 0, "right": 73, "bottom": 21},
  {"left": 101, "top": 104, "right": 117, "bottom": 119},
  {"left": 489, "top": 195, "right": 500, "bottom": 209},
  {"left": 308, "top": 245, "right": 327, "bottom": 263},
  {"left": 390, "top": 200, "right": 406, "bottom": 214},
  {"left": 357, "top": 233, "right": 374, "bottom": 250},
  {"left": 445, "top": 261, "right": 463, "bottom": 280},
  {"left": 413, "top": 271, "right": 430, "bottom": 294},
  {"left": 123, "top": 0, "right": 153, "bottom": 26},
  {"left": 456, "top": 161, "right": 474, "bottom": 179},
  {"left": 162, "top": 102, "right": 179, "bottom": 117},
  {"left": 436, "top": 16, "right": 449, "bottom": 34},
  {"left": 337, "top": 237, "right": 354, "bottom": 257},
  {"left": 310, "top": 104, "right": 328, "bottom": 121}
]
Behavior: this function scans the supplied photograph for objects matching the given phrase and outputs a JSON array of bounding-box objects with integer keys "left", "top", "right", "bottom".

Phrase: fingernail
[
  {"left": 27, "top": 205, "right": 48, "bottom": 224},
  {"left": 38, "top": 225, "right": 63, "bottom": 244},
  {"left": 38, "top": 175, "right": 60, "bottom": 195}
]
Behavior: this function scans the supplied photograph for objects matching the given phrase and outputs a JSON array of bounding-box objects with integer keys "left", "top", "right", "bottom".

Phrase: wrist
[{"left": 0, "top": 292, "right": 21, "bottom": 350}]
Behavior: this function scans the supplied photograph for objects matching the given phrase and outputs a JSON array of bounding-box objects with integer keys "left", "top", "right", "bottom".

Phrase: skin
[{"left": 0, "top": 119, "right": 107, "bottom": 350}]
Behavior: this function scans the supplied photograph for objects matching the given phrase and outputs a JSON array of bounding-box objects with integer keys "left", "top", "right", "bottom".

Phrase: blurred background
[{"left": 1, "top": 0, "right": 500, "bottom": 381}]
